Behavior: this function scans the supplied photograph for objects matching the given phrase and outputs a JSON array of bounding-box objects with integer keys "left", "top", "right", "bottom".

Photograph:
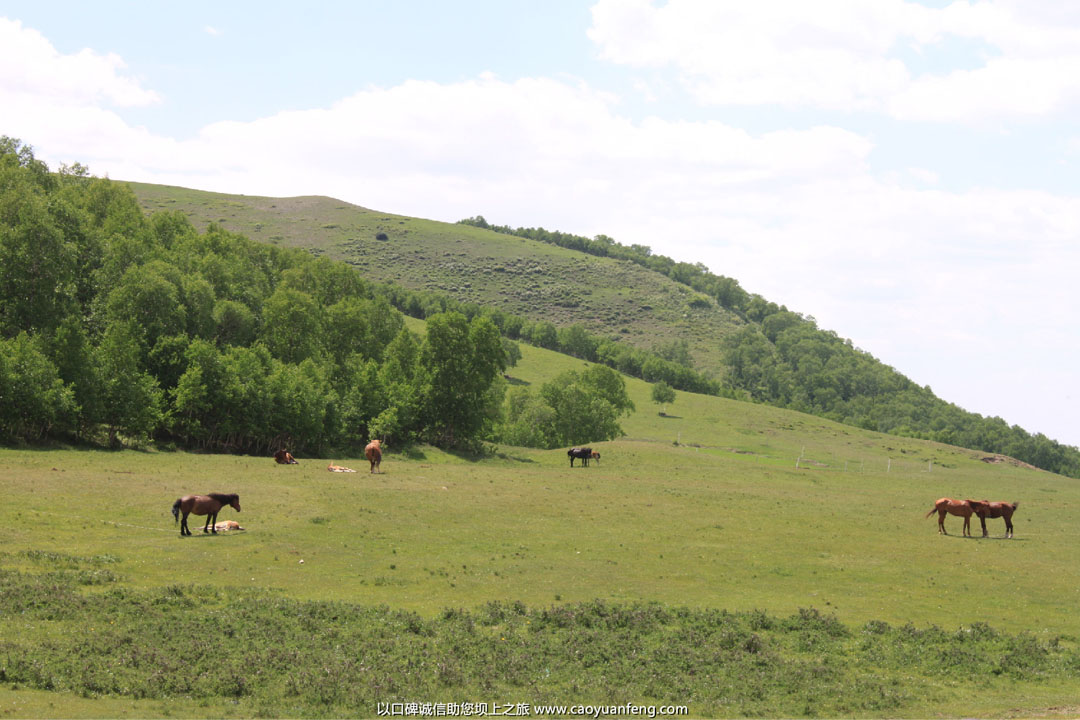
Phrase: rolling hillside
[
  {"left": 129, "top": 182, "right": 744, "bottom": 379},
  {"left": 128, "top": 181, "right": 1080, "bottom": 477}
]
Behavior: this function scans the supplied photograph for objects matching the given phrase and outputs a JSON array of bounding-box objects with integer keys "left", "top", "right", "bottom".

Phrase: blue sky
[{"left": 3, "top": 0, "right": 1079, "bottom": 449}]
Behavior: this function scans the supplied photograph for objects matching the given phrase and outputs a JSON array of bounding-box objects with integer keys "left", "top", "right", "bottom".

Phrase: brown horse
[
  {"left": 590, "top": 451, "right": 601, "bottom": 465},
  {"left": 365, "top": 439, "right": 382, "bottom": 473},
  {"left": 967, "top": 500, "right": 1020, "bottom": 538},
  {"left": 274, "top": 450, "right": 298, "bottom": 465},
  {"left": 925, "top": 497, "right": 976, "bottom": 537},
  {"left": 171, "top": 493, "right": 241, "bottom": 536}
]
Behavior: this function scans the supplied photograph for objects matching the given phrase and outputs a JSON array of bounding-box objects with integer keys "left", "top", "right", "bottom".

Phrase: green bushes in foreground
[{"left": 0, "top": 567, "right": 1077, "bottom": 718}]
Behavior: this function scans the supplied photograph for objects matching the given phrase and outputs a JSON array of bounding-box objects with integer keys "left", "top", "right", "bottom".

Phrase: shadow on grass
[
  {"left": 400, "top": 446, "right": 427, "bottom": 461},
  {"left": 495, "top": 452, "right": 537, "bottom": 464},
  {"left": 944, "top": 535, "right": 1028, "bottom": 542}
]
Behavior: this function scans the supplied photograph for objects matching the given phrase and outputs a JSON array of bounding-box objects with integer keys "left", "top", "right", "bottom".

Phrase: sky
[{"left": 2, "top": 0, "right": 1079, "bottom": 449}]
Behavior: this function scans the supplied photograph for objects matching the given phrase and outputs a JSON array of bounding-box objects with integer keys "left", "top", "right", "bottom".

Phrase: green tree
[
  {"left": 539, "top": 366, "right": 633, "bottom": 447},
  {"left": 104, "top": 262, "right": 187, "bottom": 352},
  {"left": 0, "top": 184, "right": 76, "bottom": 335},
  {"left": 557, "top": 324, "right": 597, "bottom": 360},
  {"left": 581, "top": 365, "right": 634, "bottom": 415},
  {"left": 95, "top": 320, "right": 163, "bottom": 446},
  {"left": 0, "top": 333, "right": 77, "bottom": 441},
  {"left": 337, "top": 355, "right": 384, "bottom": 445},
  {"left": 260, "top": 287, "right": 322, "bottom": 364},
  {"left": 47, "top": 316, "right": 101, "bottom": 432},
  {"left": 651, "top": 380, "right": 676, "bottom": 414},
  {"left": 499, "top": 386, "right": 556, "bottom": 448},
  {"left": 501, "top": 337, "right": 522, "bottom": 368},
  {"left": 213, "top": 299, "right": 257, "bottom": 347},
  {"left": 417, "top": 312, "right": 505, "bottom": 448}
]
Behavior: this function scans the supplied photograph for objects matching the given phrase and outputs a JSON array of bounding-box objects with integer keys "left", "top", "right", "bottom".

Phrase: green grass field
[{"left": 2, "top": 342, "right": 1078, "bottom": 717}]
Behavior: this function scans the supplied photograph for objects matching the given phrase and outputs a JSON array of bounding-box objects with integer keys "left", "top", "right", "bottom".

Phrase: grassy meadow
[{"left": 2, "top": 342, "right": 1079, "bottom": 717}]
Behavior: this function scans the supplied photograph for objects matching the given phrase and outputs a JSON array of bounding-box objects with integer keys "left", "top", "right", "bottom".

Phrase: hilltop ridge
[{"left": 129, "top": 182, "right": 745, "bottom": 379}]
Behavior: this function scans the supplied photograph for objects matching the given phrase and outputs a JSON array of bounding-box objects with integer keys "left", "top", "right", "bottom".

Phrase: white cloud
[
  {"left": 0, "top": 17, "right": 159, "bottom": 108},
  {"left": 203, "top": 25, "right": 223, "bottom": 36},
  {"left": 907, "top": 167, "right": 939, "bottom": 184},
  {"left": 587, "top": 0, "right": 1080, "bottom": 123}
]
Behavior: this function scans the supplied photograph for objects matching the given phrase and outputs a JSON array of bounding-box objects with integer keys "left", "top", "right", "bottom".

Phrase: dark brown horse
[
  {"left": 967, "top": 499, "right": 1020, "bottom": 538},
  {"left": 274, "top": 450, "right": 298, "bottom": 465},
  {"left": 568, "top": 447, "right": 593, "bottom": 467},
  {"left": 365, "top": 439, "right": 382, "bottom": 473},
  {"left": 172, "top": 493, "right": 241, "bottom": 536},
  {"left": 925, "top": 497, "right": 976, "bottom": 537}
]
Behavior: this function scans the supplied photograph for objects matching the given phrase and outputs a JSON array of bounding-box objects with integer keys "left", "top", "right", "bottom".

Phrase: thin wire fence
[{"left": 794, "top": 446, "right": 936, "bottom": 474}]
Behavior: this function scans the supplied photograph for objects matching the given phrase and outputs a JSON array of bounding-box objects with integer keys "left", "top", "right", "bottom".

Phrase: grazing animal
[
  {"left": 171, "top": 493, "right": 241, "bottom": 537},
  {"left": 967, "top": 499, "right": 1020, "bottom": 538},
  {"left": 274, "top": 450, "right": 298, "bottom": 465},
  {"left": 327, "top": 463, "right": 357, "bottom": 473},
  {"left": 568, "top": 447, "right": 593, "bottom": 467},
  {"left": 212, "top": 520, "right": 244, "bottom": 532},
  {"left": 590, "top": 450, "right": 600, "bottom": 464},
  {"left": 925, "top": 497, "right": 976, "bottom": 537},
  {"left": 365, "top": 439, "right": 382, "bottom": 473}
]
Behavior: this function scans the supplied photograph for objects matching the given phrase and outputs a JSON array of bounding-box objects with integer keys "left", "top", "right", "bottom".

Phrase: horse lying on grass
[
  {"left": 212, "top": 520, "right": 244, "bottom": 532},
  {"left": 328, "top": 463, "right": 357, "bottom": 473},
  {"left": 274, "top": 450, "right": 298, "bottom": 465},
  {"left": 171, "top": 493, "right": 241, "bottom": 537}
]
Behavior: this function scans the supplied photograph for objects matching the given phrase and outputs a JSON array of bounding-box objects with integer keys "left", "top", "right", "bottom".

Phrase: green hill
[
  {"left": 129, "top": 182, "right": 744, "bottom": 379},
  {"left": 127, "top": 181, "right": 1080, "bottom": 477}
]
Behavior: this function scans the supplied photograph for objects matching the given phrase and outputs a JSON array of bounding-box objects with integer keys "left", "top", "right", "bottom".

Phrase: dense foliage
[
  {"left": 459, "top": 216, "right": 1080, "bottom": 477},
  {"left": 0, "top": 139, "right": 519, "bottom": 453},
  {"left": 3, "top": 562, "right": 1078, "bottom": 717},
  {"left": 376, "top": 282, "right": 724, "bottom": 397},
  {"left": 723, "top": 315, "right": 1080, "bottom": 477},
  {"left": 499, "top": 365, "right": 634, "bottom": 449}
]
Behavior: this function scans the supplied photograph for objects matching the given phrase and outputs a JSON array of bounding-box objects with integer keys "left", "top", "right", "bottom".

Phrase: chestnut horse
[
  {"left": 925, "top": 497, "right": 976, "bottom": 537},
  {"left": 967, "top": 500, "right": 1020, "bottom": 538},
  {"left": 365, "top": 439, "right": 382, "bottom": 473},
  {"left": 171, "top": 493, "right": 241, "bottom": 536}
]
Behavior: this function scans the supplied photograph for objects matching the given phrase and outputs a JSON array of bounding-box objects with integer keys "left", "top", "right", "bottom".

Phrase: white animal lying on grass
[
  {"left": 327, "top": 463, "right": 357, "bottom": 472},
  {"left": 212, "top": 520, "right": 244, "bottom": 531}
]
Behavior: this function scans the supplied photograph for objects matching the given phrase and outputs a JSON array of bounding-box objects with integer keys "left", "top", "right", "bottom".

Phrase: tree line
[
  {"left": 458, "top": 217, "right": 1080, "bottom": 478},
  {"left": 374, "top": 283, "right": 724, "bottom": 397},
  {"left": 0, "top": 138, "right": 634, "bottom": 454}
]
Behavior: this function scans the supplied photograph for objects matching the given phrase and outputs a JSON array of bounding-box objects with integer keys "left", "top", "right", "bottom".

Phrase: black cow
[{"left": 568, "top": 447, "right": 593, "bottom": 467}]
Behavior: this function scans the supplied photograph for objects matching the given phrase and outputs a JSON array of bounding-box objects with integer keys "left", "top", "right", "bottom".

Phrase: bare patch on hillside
[{"left": 978, "top": 453, "right": 1041, "bottom": 471}]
